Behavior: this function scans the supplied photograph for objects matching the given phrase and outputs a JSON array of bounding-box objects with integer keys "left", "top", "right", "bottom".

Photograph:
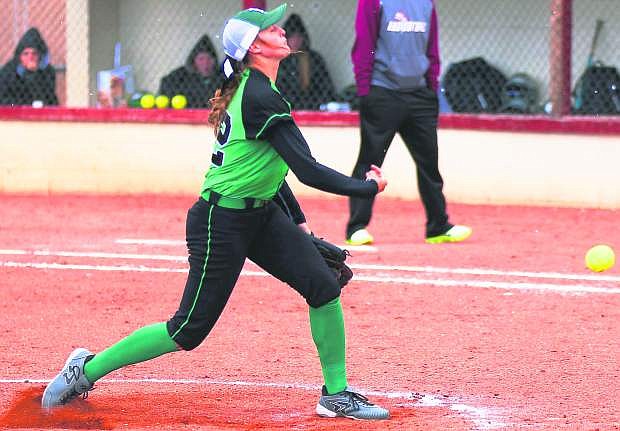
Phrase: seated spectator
[
  {"left": 276, "top": 13, "right": 336, "bottom": 110},
  {"left": 0, "top": 27, "right": 58, "bottom": 106},
  {"left": 158, "top": 34, "right": 222, "bottom": 109}
]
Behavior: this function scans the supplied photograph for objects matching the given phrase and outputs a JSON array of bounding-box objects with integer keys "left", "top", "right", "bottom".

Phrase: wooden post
[{"left": 549, "top": 0, "right": 572, "bottom": 117}]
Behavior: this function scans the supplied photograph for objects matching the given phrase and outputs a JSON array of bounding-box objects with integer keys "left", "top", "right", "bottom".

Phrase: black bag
[
  {"left": 574, "top": 65, "right": 620, "bottom": 115},
  {"left": 442, "top": 57, "right": 507, "bottom": 113}
]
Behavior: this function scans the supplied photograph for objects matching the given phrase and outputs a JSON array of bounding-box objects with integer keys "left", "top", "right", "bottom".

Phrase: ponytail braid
[{"left": 208, "top": 58, "right": 246, "bottom": 136}]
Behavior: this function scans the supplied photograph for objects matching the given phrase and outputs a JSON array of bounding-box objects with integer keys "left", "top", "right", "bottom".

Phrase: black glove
[{"left": 311, "top": 235, "right": 353, "bottom": 287}]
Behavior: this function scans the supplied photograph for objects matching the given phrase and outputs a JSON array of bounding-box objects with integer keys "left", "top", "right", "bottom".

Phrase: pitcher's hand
[{"left": 365, "top": 164, "right": 387, "bottom": 193}]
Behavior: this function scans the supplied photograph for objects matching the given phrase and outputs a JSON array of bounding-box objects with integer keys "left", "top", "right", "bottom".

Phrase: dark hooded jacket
[
  {"left": 0, "top": 27, "right": 58, "bottom": 106},
  {"left": 276, "top": 14, "right": 336, "bottom": 110},
  {"left": 158, "top": 34, "right": 223, "bottom": 109}
]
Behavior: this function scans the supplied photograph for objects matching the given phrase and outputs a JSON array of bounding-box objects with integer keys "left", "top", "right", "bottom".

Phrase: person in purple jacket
[{"left": 345, "top": 0, "right": 472, "bottom": 245}]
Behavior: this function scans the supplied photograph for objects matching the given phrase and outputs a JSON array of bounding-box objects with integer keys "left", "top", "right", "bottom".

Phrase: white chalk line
[
  {"left": 353, "top": 273, "right": 620, "bottom": 294},
  {"left": 0, "top": 249, "right": 28, "bottom": 255},
  {"left": 0, "top": 377, "right": 507, "bottom": 429},
  {"left": 349, "top": 263, "right": 620, "bottom": 283},
  {"left": 1, "top": 259, "right": 619, "bottom": 295},
  {"left": 2, "top": 261, "right": 188, "bottom": 273},
  {"left": 32, "top": 250, "right": 187, "bottom": 262},
  {"left": 2, "top": 248, "right": 618, "bottom": 283},
  {"left": 115, "top": 238, "right": 378, "bottom": 252},
  {"left": 115, "top": 238, "right": 186, "bottom": 246}
]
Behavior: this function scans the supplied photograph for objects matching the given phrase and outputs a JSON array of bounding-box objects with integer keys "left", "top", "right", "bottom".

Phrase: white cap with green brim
[{"left": 222, "top": 3, "right": 287, "bottom": 61}]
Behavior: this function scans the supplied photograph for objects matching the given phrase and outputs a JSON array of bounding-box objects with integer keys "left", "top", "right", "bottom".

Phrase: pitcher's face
[{"left": 252, "top": 25, "right": 291, "bottom": 60}]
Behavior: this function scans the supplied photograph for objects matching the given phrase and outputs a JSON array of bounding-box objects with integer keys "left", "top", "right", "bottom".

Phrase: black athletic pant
[
  {"left": 347, "top": 85, "right": 452, "bottom": 239},
  {"left": 167, "top": 197, "right": 340, "bottom": 350}
]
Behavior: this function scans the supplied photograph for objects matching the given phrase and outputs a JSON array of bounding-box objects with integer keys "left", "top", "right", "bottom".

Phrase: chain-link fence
[{"left": 0, "top": 0, "right": 618, "bottom": 115}]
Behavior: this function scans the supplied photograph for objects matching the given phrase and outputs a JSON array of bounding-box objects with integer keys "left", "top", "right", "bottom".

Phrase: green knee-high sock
[
  {"left": 84, "top": 322, "right": 178, "bottom": 383},
  {"left": 309, "top": 297, "right": 347, "bottom": 394}
]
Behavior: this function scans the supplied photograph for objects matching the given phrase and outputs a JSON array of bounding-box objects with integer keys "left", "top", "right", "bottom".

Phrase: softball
[
  {"left": 585, "top": 244, "right": 615, "bottom": 272},
  {"left": 171, "top": 94, "right": 187, "bottom": 109},
  {"left": 155, "top": 95, "right": 169, "bottom": 109},
  {"left": 140, "top": 93, "right": 155, "bottom": 109}
]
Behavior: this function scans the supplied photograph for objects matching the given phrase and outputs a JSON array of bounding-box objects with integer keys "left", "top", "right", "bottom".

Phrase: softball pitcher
[{"left": 42, "top": 3, "right": 389, "bottom": 420}]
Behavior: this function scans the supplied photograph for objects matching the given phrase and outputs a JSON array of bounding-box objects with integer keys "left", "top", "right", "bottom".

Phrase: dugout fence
[{"left": 0, "top": 0, "right": 618, "bottom": 118}]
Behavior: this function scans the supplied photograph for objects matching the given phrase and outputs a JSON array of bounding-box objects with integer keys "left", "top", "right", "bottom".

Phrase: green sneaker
[
  {"left": 316, "top": 386, "right": 389, "bottom": 420},
  {"left": 426, "top": 225, "right": 472, "bottom": 244},
  {"left": 346, "top": 228, "right": 374, "bottom": 246}
]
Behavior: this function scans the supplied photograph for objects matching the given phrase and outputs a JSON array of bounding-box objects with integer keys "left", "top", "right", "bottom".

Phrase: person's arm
[
  {"left": 351, "top": 0, "right": 380, "bottom": 97},
  {"left": 159, "top": 73, "right": 174, "bottom": 98},
  {"left": 425, "top": 4, "right": 441, "bottom": 92},
  {"left": 264, "top": 120, "right": 381, "bottom": 198},
  {"left": 273, "top": 180, "right": 307, "bottom": 226},
  {"left": 44, "top": 67, "right": 58, "bottom": 105}
]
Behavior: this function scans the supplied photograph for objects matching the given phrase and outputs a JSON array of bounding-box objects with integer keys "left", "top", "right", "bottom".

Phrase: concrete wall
[{"left": 1, "top": 121, "right": 619, "bottom": 209}]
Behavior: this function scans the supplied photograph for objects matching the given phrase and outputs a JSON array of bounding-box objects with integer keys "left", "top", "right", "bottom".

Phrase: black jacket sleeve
[
  {"left": 158, "top": 75, "right": 172, "bottom": 98},
  {"left": 0, "top": 66, "right": 13, "bottom": 105},
  {"left": 263, "top": 120, "right": 378, "bottom": 198},
  {"left": 29, "top": 66, "right": 58, "bottom": 105},
  {"left": 273, "top": 180, "right": 306, "bottom": 225}
]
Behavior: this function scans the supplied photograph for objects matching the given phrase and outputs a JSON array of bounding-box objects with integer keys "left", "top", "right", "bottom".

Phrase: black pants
[
  {"left": 167, "top": 197, "right": 340, "bottom": 350},
  {"left": 347, "top": 85, "right": 452, "bottom": 239}
]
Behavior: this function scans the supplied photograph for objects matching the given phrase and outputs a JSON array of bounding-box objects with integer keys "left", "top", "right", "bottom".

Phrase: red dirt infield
[{"left": 0, "top": 194, "right": 618, "bottom": 430}]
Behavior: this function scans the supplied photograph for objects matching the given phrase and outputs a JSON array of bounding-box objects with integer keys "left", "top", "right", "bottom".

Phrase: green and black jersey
[
  {"left": 202, "top": 67, "right": 378, "bottom": 202},
  {"left": 202, "top": 68, "right": 291, "bottom": 201}
]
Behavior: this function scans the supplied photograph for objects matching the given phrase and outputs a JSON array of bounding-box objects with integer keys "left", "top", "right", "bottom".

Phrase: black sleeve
[
  {"left": 43, "top": 67, "right": 58, "bottom": 105},
  {"left": 159, "top": 69, "right": 178, "bottom": 98},
  {"left": 0, "top": 67, "right": 12, "bottom": 105},
  {"left": 158, "top": 75, "right": 170, "bottom": 97},
  {"left": 263, "top": 120, "right": 379, "bottom": 198},
  {"left": 272, "top": 180, "right": 306, "bottom": 225}
]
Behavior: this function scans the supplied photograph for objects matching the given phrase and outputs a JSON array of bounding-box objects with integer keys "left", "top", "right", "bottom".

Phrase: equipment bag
[
  {"left": 574, "top": 64, "right": 620, "bottom": 115},
  {"left": 442, "top": 57, "right": 507, "bottom": 113}
]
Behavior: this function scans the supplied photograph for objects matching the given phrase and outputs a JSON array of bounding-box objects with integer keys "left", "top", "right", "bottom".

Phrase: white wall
[{"left": 1, "top": 120, "right": 619, "bottom": 209}]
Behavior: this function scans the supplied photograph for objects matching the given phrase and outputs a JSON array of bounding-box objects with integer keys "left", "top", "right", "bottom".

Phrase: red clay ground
[{"left": 0, "top": 194, "right": 619, "bottom": 430}]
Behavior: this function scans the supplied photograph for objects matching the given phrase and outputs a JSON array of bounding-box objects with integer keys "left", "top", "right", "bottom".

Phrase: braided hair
[{"left": 208, "top": 56, "right": 246, "bottom": 135}]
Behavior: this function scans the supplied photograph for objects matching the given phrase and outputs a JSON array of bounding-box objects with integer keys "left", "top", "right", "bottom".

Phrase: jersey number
[{"left": 212, "top": 113, "right": 231, "bottom": 167}]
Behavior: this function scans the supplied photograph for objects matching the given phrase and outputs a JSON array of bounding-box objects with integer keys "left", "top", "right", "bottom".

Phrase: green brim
[
  {"left": 234, "top": 3, "right": 287, "bottom": 30},
  {"left": 259, "top": 3, "right": 287, "bottom": 29}
]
